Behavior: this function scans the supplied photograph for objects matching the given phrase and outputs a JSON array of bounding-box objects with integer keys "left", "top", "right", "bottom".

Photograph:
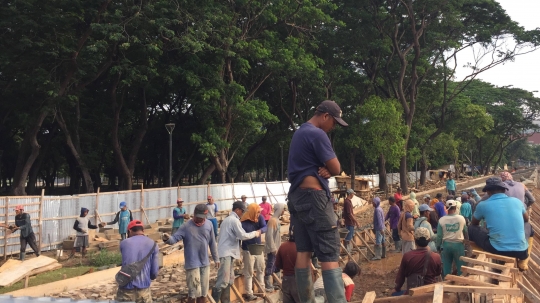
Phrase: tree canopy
[{"left": 0, "top": 0, "right": 539, "bottom": 195}]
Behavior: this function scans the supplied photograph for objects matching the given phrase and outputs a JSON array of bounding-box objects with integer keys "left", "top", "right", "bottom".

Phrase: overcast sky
[{"left": 454, "top": 0, "right": 540, "bottom": 96}]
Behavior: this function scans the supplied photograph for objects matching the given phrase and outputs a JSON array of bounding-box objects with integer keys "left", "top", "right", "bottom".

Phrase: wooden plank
[
  {"left": 0, "top": 256, "right": 57, "bottom": 286},
  {"left": 460, "top": 256, "right": 519, "bottom": 272},
  {"left": 460, "top": 266, "right": 512, "bottom": 282},
  {"left": 444, "top": 274, "right": 496, "bottom": 287},
  {"left": 5, "top": 263, "right": 63, "bottom": 287},
  {"left": 0, "top": 259, "right": 22, "bottom": 274},
  {"left": 366, "top": 293, "right": 459, "bottom": 303},
  {"left": 432, "top": 284, "right": 444, "bottom": 303},
  {"left": 518, "top": 280, "right": 540, "bottom": 303},
  {"left": 442, "top": 285, "right": 522, "bottom": 296},
  {"left": 409, "top": 284, "right": 438, "bottom": 296},
  {"left": 472, "top": 250, "right": 516, "bottom": 264},
  {"left": 362, "top": 291, "right": 376, "bottom": 303},
  {"left": 4, "top": 198, "right": 8, "bottom": 260}
]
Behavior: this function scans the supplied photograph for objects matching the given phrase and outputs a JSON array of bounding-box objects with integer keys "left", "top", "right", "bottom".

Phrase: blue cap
[
  {"left": 119, "top": 201, "right": 126, "bottom": 208},
  {"left": 419, "top": 204, "right": 433, "bottom": 212}
]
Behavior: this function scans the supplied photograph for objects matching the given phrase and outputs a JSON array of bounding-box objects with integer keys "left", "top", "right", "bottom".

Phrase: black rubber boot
[
  {"left": 211, "top": 287, "right": 222, "bottom": 303},
  {"left": 382, "top": 244, "right": 386, "bottom": 259},
  {"left": 221, "top": 284, "right": 231, "bottom": 303},
  {"left": 20, "top": 252, "right": 25, "bottom": 261}
]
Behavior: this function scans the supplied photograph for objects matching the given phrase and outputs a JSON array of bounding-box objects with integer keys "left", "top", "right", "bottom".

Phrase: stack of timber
[
  {"left": 399, "top": 251, "right": 524, "bottom": 303},
  {"left": 522, "top": 171, "right": 540, "bottom": 303},
  {"left": 0, "top": 256, "right": 61, "bottom": 287}
]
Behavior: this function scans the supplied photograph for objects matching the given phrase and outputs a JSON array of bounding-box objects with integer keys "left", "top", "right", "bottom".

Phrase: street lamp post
[
  {"left": 279, "top": 142, "right": 284, "bottom": 181},
  {"left": 165, "top": 123, "right": 175, "bottom": 187}
]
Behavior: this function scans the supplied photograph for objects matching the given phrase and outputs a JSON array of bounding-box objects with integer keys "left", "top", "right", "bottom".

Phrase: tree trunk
[
  {"left": 420, "top": 149, "right": 427, "bottom": 185},
  {"left": 172, "top": 146, "right": 196, "bottom": 186},
  {"left": 378, "top": 154, "right": 387, "bottom": 193},
  {"left": 11, "top": 111, "right": 49, "bottom": 195},
  {"left": 56, "top": 109, "right": 94, "bottom": 193},
  {"left": 197, "top": 163, "right": 215, "bottom": 185}
]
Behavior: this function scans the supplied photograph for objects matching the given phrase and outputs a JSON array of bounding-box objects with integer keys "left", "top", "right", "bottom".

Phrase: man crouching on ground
[
  {"left": 117, "top": 220, "right": 159, "bottom": 303},
  {"left": 287, "top": 100, "right": 349, "bottom": 303}
]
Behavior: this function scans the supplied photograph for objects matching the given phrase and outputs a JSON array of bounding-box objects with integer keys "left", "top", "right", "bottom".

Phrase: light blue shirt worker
[
  {"left": 473, "top": 193, "right": 528, "bottom": 252},
  {"left": 166, "top": 218, "right": 219, "bottom": 270}
]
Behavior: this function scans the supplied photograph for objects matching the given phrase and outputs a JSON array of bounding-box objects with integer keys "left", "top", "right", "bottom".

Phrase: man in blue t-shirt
[
  {"left": 287, "top": 100, "right": 348, "bottom": 303},
  {"left": 468, "top": 177, "right": 529, "bottom": 260}
]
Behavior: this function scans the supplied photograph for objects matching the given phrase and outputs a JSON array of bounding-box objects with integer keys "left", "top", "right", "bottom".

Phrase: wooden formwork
[{"left": 402, "top": 251, "right": 526, "bottom": 303}]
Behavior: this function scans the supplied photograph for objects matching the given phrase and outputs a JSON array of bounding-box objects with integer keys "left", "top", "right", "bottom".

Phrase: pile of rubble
[{"left": 51, "top": 264, "right": 219, "bottom": 301}]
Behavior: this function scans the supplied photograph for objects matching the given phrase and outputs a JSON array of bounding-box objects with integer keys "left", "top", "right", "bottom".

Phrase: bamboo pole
[
  {"left": 140, "top": 184, "right": 150, "bottom": 225},
  {"left": 3, "top": 197, "right": 8, "bottom": 260},
  {"left": 94, "top": 187, "right": 100, "bottom": 224},
  {"left": 38, "top": 189, "right": 44, "bottom": 254},
  {"left": 249, "top": 177, "right": 257, "bottom": 203}
]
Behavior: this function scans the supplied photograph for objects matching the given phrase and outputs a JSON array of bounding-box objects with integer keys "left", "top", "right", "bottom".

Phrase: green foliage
[{"left": 89, "top": 249, "right": 122, "bottom": 267}]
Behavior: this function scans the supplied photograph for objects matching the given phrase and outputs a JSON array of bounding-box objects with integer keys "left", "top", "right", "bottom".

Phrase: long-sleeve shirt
[
  {"left": 14, "top": 213, "right": 33, "bottom": 238},
  {"left": 166, "top": 220, "right": 218, "bottom": 270},
  {"left": 107, "top": 210, "right": 133, "bottom": 225},
  {"left": 275, "top": 241, "right": 297, "bottom": 276},
  {"left": 119, "top": 235, "right": 159, "bottom": 290},
  {"left": 73, "top": 217, "right": 98, "bottom": 236},
  {"left": 172, "top": 207, "right": 187, "bottom": 228},
  {"left": 395, "top": 248, "right": 442, "bottom": 291},
  {"left": 446, "top": 179, "right": 456, "bottom": 190},
  {"left": 265, "top": 220, "right": 281, "bottom": 254},
  {"left": 343, "top": 198, "right": 355, "bottom": 226},
  {"left": 218, "top": 212, "right": 258, "bottom": 259},
  {"left": 107, "top": 210, "right": 133, "bottom": 234},
  {"left": 241, "top": 214, "right": 267, "bottom": 251},
  {"left": 373, "top": 206, "right": 385, "bottom": 231},
  {"left": 385, "top": 205, "right": 401, "bottom": 229},
  {"left": 414, "top": 217, "right": 437, "bottom": 252},
  {"left": 398, "top": 212, "right": 415, "bottom": 242}
]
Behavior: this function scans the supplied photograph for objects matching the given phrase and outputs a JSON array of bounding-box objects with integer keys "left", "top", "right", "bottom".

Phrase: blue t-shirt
[
  {"left": 446, "top": 179, "right": 456, "bottom": 190},
  {"left": 473, "top": 193, "right": 528, "bottom": 252},
  {"left": 287, "top": 122, "right": 336, "bottom": 197}
]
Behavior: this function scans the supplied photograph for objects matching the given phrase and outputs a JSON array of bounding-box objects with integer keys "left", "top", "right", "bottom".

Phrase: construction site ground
[{"left": 2, "top": 168, "right": 536, "bottom": 302}]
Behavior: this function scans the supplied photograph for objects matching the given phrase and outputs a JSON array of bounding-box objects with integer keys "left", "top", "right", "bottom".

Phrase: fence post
[
  {"left": 140, "top": 184, "right": 150, "bottom": 225},
  {"left": 38, "top": 189, "right": 44, "bottom": 254},
  {"left": 95, "top": 187, "right": 100, "bottom": 224},
  {"left": 4, "top": 198, "right": 8, "bottom": 260}
]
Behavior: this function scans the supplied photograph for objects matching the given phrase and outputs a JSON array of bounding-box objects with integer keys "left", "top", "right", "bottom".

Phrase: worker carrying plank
[{"left": 286, "top": 100, "right": 349, "bottom": 303}]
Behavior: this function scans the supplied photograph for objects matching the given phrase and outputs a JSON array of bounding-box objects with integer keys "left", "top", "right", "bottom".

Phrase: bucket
[
  {"left": 248, "top": 244, "right": 265, "bottom": 255},
  {"left": 339, "top": 228, "right": 350, "bottom": 239}
]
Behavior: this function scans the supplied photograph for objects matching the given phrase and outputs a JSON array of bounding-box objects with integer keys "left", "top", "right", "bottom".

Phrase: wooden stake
[
  {"left": 95, "top": 187, "right": 100, "bottom": 224},
  {"left": 4, "top": 197, "right": 8, "bottom": 260},
  {"left": 140, "top": 184, "right": 150, "bottom": 224},
  {"left": 37, "top": 189, "right": 44, "bottom": 255},
  {"left": 231, "top": 284, "right": 245, "bottom": 303},
  {"left": 432, "top": 284, "right": 444, "bottom": 303},
  {"left": 340, "top": 242, "right": 360, "bottom": 268},
  {"left": 24, "top": 275, "right": 29, "bottom": 288},
  {"left": 350, "top": 237, "right": 370, "bottom": 262},
  {"left": 354, "top": 231, "right": 375, "bottom": 256},
  {"left": 361, "top": 291, "right": 376, "bottom": 303},
  {"left": 249, "top": 177, "right": 257, "bottom": 204}
]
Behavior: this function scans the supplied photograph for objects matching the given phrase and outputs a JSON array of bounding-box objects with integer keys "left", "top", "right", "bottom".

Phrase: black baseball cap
[
  {"left": 316, "top": 100, "right": 348, "bottom": 127},
  {"left": 232, "top": 201, "right": 246, "bottom": 212}
]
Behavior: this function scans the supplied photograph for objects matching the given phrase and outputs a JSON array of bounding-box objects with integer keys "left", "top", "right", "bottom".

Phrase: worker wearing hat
[
  {"left": 436, "top": 200, "right": 468, "bottom": 277},
  {"left": 212, "top": 201, "right": 260, "bottom": 303},
  {"left": 207, "top": 195, "right": 219, "bottom": 238},
  {"left": 172, "top": 198, "right": 189, "bottom": 234},
  {"left": 101, "top": 201, "right": 133, "bottom": 240},
  {"left": 10, "top": 205, "right": 40, "bottom": 261},
  {"left": 163, "top": 204, "right": 219, "bottom": 303},
  {"left": 469, "top": 177, "right": 529, "bottom": 261},
  {"left": 116, "top": 220, "right": 159, "bottom": 303},
  {"left": 71, "top": 207, "right": 98, "bottom": 258}
]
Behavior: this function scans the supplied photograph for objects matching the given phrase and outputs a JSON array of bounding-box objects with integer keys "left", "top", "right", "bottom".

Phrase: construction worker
[
  {"left": 212, "top": 201, "right": 260, "bottom": 303},
  {"left": 207, "top": 196, "right": 219, "bottom": 238},
  {"left": 172, "top": 198, "right": 188, "bottom": 234},
  {"left": 163, "top": 204, "right": 219, "bottom": 303},
  {"left": 116, "top": 220, "right": 159, "bottom": 303},
  {"left": 372, "top": 197, "right": 385, "bottom": 260},
  {"left": 71, "top": 207, "right": 98, "bottom": 258},
  {"left": 11, "top": 205, "right": 40, "bottom": 260},
  {"left": 100, "top": 201, "right": 133, "bottom": 240},
  {"left": 436, "top": 200, "right": 468, "bottom": 277}
]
